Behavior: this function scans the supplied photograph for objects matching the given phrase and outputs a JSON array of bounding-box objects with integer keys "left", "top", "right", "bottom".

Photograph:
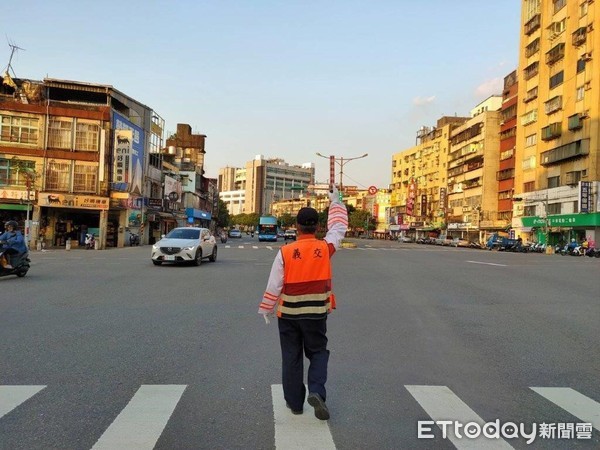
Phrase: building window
[
  {"left": 553, "top": 0, "right": 566, "bottom": 13},
  {"left": 547, "top": 202, "right": 561, "bottom": 214},
  {"left": 0, "top": 158, "right": 35, "bottom": 186},
  {"left": 73, "top": 164, "right": 97, "bottom": 192},
  {"left": 0, "top": 115, "right": 39, "bottom": 145},
  {"left": 45, "top": 161, "right": 71, "bottom": 191},
  {"left": 523, "top": 181, "right": 535, "bottom": 192},
  {"left": 524, "top": 86, "right": 538, "bottom": 103},
  {"left": 577, "top": 58, "right": 586, "bottom": 73},
  {"left": 524, "top": 205, "right": 536, "bottom": 216},
  {"left": 522, "top": 156, "right": 537, "bottom": 170},
  {"left": 576, "top": 86, "right": 585, "bottom": 101},
  {"left": 48, "top": 119, "right": 73, "bottom": 149},
  {"left": 547, "top": 176, "right": 560, "bottom": 188},
  {"left": 546, "top": 43, "right": 565, "bottom": 65},
  {"left": 526, "top": 38, "right": 540, "bottom": 57},
  {"left": 549, "top": 71, "right": 564, "bottom": 89},
  {"left": 524, "top": 62, "right": 539, "bottom": 80},
  {"left": 525, "top": 133, "right": 537, "bottom": 147},
  {"left": 544, "top": 96, "right": 562, "bottom": 114},
  {"left": 74, "top": 122, "right": 100, "bottom": 151},
  {"left": 548, "top": 19, "right": 566, "bottom": 38},
  {"left": 580, "top": 1, "right": 588, "bottom": 17},
  {"left": 521, "top": 110, "right": 538, "bottom": 126}
]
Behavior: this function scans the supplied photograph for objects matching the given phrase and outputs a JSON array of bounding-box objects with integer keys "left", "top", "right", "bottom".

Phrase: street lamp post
[{"left": 315, "top": 152, "right": 368, "bottom": 192}]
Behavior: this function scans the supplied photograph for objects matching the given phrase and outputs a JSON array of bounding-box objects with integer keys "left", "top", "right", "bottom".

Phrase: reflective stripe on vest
[{"left": 278, "top": 238, "right": 332, "bottom": 319}]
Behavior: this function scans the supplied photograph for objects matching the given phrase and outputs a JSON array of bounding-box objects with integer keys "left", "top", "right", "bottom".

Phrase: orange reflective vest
[{"left": 278, "top": 237, "right": 335, "bottom": 319}]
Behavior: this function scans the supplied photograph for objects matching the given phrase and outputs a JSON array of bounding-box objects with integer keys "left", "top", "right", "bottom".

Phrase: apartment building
[
  {"left": 390, "top": 116, "right": 469, "bottom": 238},
  {"left": 447, "top": 97, "right": 503, "bottom": 242},
  {"left": 514, "top": 0, "right": 600, "bottom": 244}
]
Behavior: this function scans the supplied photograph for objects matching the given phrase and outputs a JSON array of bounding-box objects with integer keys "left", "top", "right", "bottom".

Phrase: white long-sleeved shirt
[{"left": 258, "top": 200, "right": 348, "bottom": 315}]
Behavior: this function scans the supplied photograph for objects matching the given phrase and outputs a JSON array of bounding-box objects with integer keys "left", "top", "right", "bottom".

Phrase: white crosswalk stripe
[
  {"left": 0, "top": 385, "right": 46, "bottom": 419},
  {"left": 92, "top": 384, "right": 187, "bottom": 450},
  {"left": 406, "top": 385, "right": 514, "bottom": 449},
  {"left": 271, "top": 384, "right": 336, "bottom": 449},
  {"left": 2, "top": 384, "right": 598, "bottom": 448},
  {"left": 531, "top": 387, "right": 600, "bottom": 431}
]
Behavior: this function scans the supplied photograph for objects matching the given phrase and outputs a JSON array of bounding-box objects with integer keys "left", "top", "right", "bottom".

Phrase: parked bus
[{"left": 258, "top": 216, "right": 278, "bottom": 242}]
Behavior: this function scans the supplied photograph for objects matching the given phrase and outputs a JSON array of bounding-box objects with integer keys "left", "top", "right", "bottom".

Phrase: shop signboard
[
  {"left": 0, "top": 189, "right": 36, "bottom": 201},
  {"left": 579, "top": 181, "right": 591, "bottom": 213},
  {"left": 113, "top": 112, "right": 145, "bottom": 196},
  {"left": 39, "top": 192, "right": 109, "bottom": 210},
  {"left": 520, "top": 212, "right": 600, "bottom": 228},
  {"left": 406, "top": 180, "right": 417, "bottom": 216}
]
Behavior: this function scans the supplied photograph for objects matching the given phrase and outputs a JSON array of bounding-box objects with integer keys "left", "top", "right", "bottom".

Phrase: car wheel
[
  {"left": 194, "top": 249, "right": 202, "bottom": 266},
  {"left": 152, "top": 260, "right": 162, "bottom": 265},
  {"left": 209, "top": 246, "right": 217, "bottom": 262}
]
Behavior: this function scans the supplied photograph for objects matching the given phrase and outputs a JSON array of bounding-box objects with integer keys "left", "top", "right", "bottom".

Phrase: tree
[
  {"left": 278, "top": 213, "right": 295, "bottom": 228},
  {"left": 348, "top": 209, "right": 371, "bottom": 231},
  {"left": 215, "top": 199, "right": 230, "bottom": 228}
]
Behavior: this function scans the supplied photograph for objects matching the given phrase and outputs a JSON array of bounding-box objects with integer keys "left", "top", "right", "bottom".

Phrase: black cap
[{"left": 297, "top": 207, "right": 319, "bottom": 226}]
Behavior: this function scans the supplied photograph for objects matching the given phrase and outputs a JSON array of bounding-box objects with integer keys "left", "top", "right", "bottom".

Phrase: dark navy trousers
[{"left": 278, "top": 317, "right": 329, "bottom": 411}]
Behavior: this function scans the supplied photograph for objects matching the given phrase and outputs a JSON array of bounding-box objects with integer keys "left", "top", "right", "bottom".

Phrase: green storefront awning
[
  {"left": 0, "top": 203, "right": 29, "bottom": 211},
  {"left": 520, "top": 212, "right": 600, "bottom": 228}
]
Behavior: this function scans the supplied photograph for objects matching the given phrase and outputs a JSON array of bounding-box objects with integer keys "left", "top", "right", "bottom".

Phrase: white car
[{"left": 151, "top": 227, "right": 217, "bottom": 266}]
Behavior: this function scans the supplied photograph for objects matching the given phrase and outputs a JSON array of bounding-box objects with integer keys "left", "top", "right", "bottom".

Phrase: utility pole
[{"left": 315, "top": 152, "right": 368, "bottom": 194}]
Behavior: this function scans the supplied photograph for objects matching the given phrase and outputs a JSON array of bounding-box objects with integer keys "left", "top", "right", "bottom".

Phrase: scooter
[
  {"left": 0, "top": 248, "right": 30, "bottom": 278},
  {"left": 129, "top": 233, "right": 140, "bottom": 246},
  {"left": 220, "top": 234, "right": 227, "bottom": 244},
  {"left": 85, "top": 233, "right": 96, "bottom": 250}
]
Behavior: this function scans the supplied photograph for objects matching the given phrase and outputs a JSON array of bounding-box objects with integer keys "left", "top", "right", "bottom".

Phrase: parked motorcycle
[
  {"left": 0, "top": 247, "right": 30, "bottom": 278},
  {"left": 220, "top": 233, "right": 227, "bottom": 244},
  {"left": 129, "top": 233, "right": 140, "bottom": 246},
  {"left": 585, "top": 247, "right": 600, "bottom": 258},
  {"left": 85, "top": 233, "right": 96, "bottom": 250}
]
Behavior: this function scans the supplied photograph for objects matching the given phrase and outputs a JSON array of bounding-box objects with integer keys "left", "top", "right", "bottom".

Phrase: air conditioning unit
[
  {"left": 582, "top": 52, "right": 593, "bottom": 61},
  {"left": 462, "top": 206, "right": 471, "bottom": 212},
  {"left": 580, "top": 110, "right": 590, "bottom": 119}
]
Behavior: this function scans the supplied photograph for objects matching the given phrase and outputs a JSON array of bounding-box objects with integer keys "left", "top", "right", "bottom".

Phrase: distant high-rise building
[{"left": 218, "top": 156, "right": 315, "bottom": 216}]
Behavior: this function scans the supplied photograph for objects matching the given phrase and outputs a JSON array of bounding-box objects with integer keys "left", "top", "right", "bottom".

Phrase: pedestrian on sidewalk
[{"left": 258, "top": 186, "right": 348, "bottom": 420}]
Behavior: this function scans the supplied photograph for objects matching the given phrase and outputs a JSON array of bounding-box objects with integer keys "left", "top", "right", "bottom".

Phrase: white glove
[
  {"left": 329, "top": 185, "right": 340, "bottom": 203},
  {"left": 262, "top": 312, "right": 275, "bottom": 324}
]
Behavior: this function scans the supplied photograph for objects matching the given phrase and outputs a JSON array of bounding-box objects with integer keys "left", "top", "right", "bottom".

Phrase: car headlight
[
  {"left": 152, "top": 244, "right": 159, "bottom": 250},
  {"left": 182, "top": 246, "right": 195, "bottom": 251}
]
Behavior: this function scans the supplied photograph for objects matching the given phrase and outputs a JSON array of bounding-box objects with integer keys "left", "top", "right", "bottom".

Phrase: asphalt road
[{"left": 0, "top": 237, "right": 598, "bottom": 449}]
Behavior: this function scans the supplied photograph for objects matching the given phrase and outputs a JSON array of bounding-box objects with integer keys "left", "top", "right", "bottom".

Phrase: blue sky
[{"left": 2, "top": 0, "right": 521, "bottom": 189}]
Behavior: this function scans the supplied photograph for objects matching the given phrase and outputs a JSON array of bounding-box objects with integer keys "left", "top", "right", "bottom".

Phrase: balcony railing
[
  {"left": 541, "top": 123, "right": 562, "bottom": 141},
  {"left": 572, "top": 27, "right": 587, "bottom": 47}
]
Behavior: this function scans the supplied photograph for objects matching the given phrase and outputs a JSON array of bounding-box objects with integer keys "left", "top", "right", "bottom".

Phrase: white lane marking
[
  {"left": 253, "top": 246, "right": 259, "bottom": 249},
  {"left": 238, "top": 245, "right": 244, "bottom": 249},
  {"left": 406, "top": 385, "right": 513, "bottom": 449},
  {"left": 271, "top": 384, "right": 336, "bottom": 449},
  {"left": 466, "top": 261, "right": 507, "bottom": 267},
  {"left": 224, "top": 245, "right": 231, "bottom": 248},
  {"left": 0, "top": 385, "right": 46, "bottom": 419},
  {"left": 267, "top": 246, "right": 273, "bottom": 251},
  {"left": 531, "top": 387, "right": 600, "bottom": 431},
  {"left": 92, "top": 384, "right": 187, "bottom": 450}
]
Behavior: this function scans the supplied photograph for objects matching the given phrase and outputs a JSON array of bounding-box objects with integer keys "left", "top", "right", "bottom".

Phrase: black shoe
[
  {"left": 286, "top": 403, "right": 303, "bottom": 415},
  {"left": 307, "top": 393, "right": 329, "bottom": 420}
]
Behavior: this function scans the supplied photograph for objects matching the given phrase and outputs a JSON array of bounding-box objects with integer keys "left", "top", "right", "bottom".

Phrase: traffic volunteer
[{"left": 258, "top": 187, "right": 348, "bottom": 420}]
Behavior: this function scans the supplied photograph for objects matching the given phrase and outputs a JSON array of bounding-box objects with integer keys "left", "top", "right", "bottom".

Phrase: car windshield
[{"left": 166, "top": 229, "right": 200, "bottom": 240}]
